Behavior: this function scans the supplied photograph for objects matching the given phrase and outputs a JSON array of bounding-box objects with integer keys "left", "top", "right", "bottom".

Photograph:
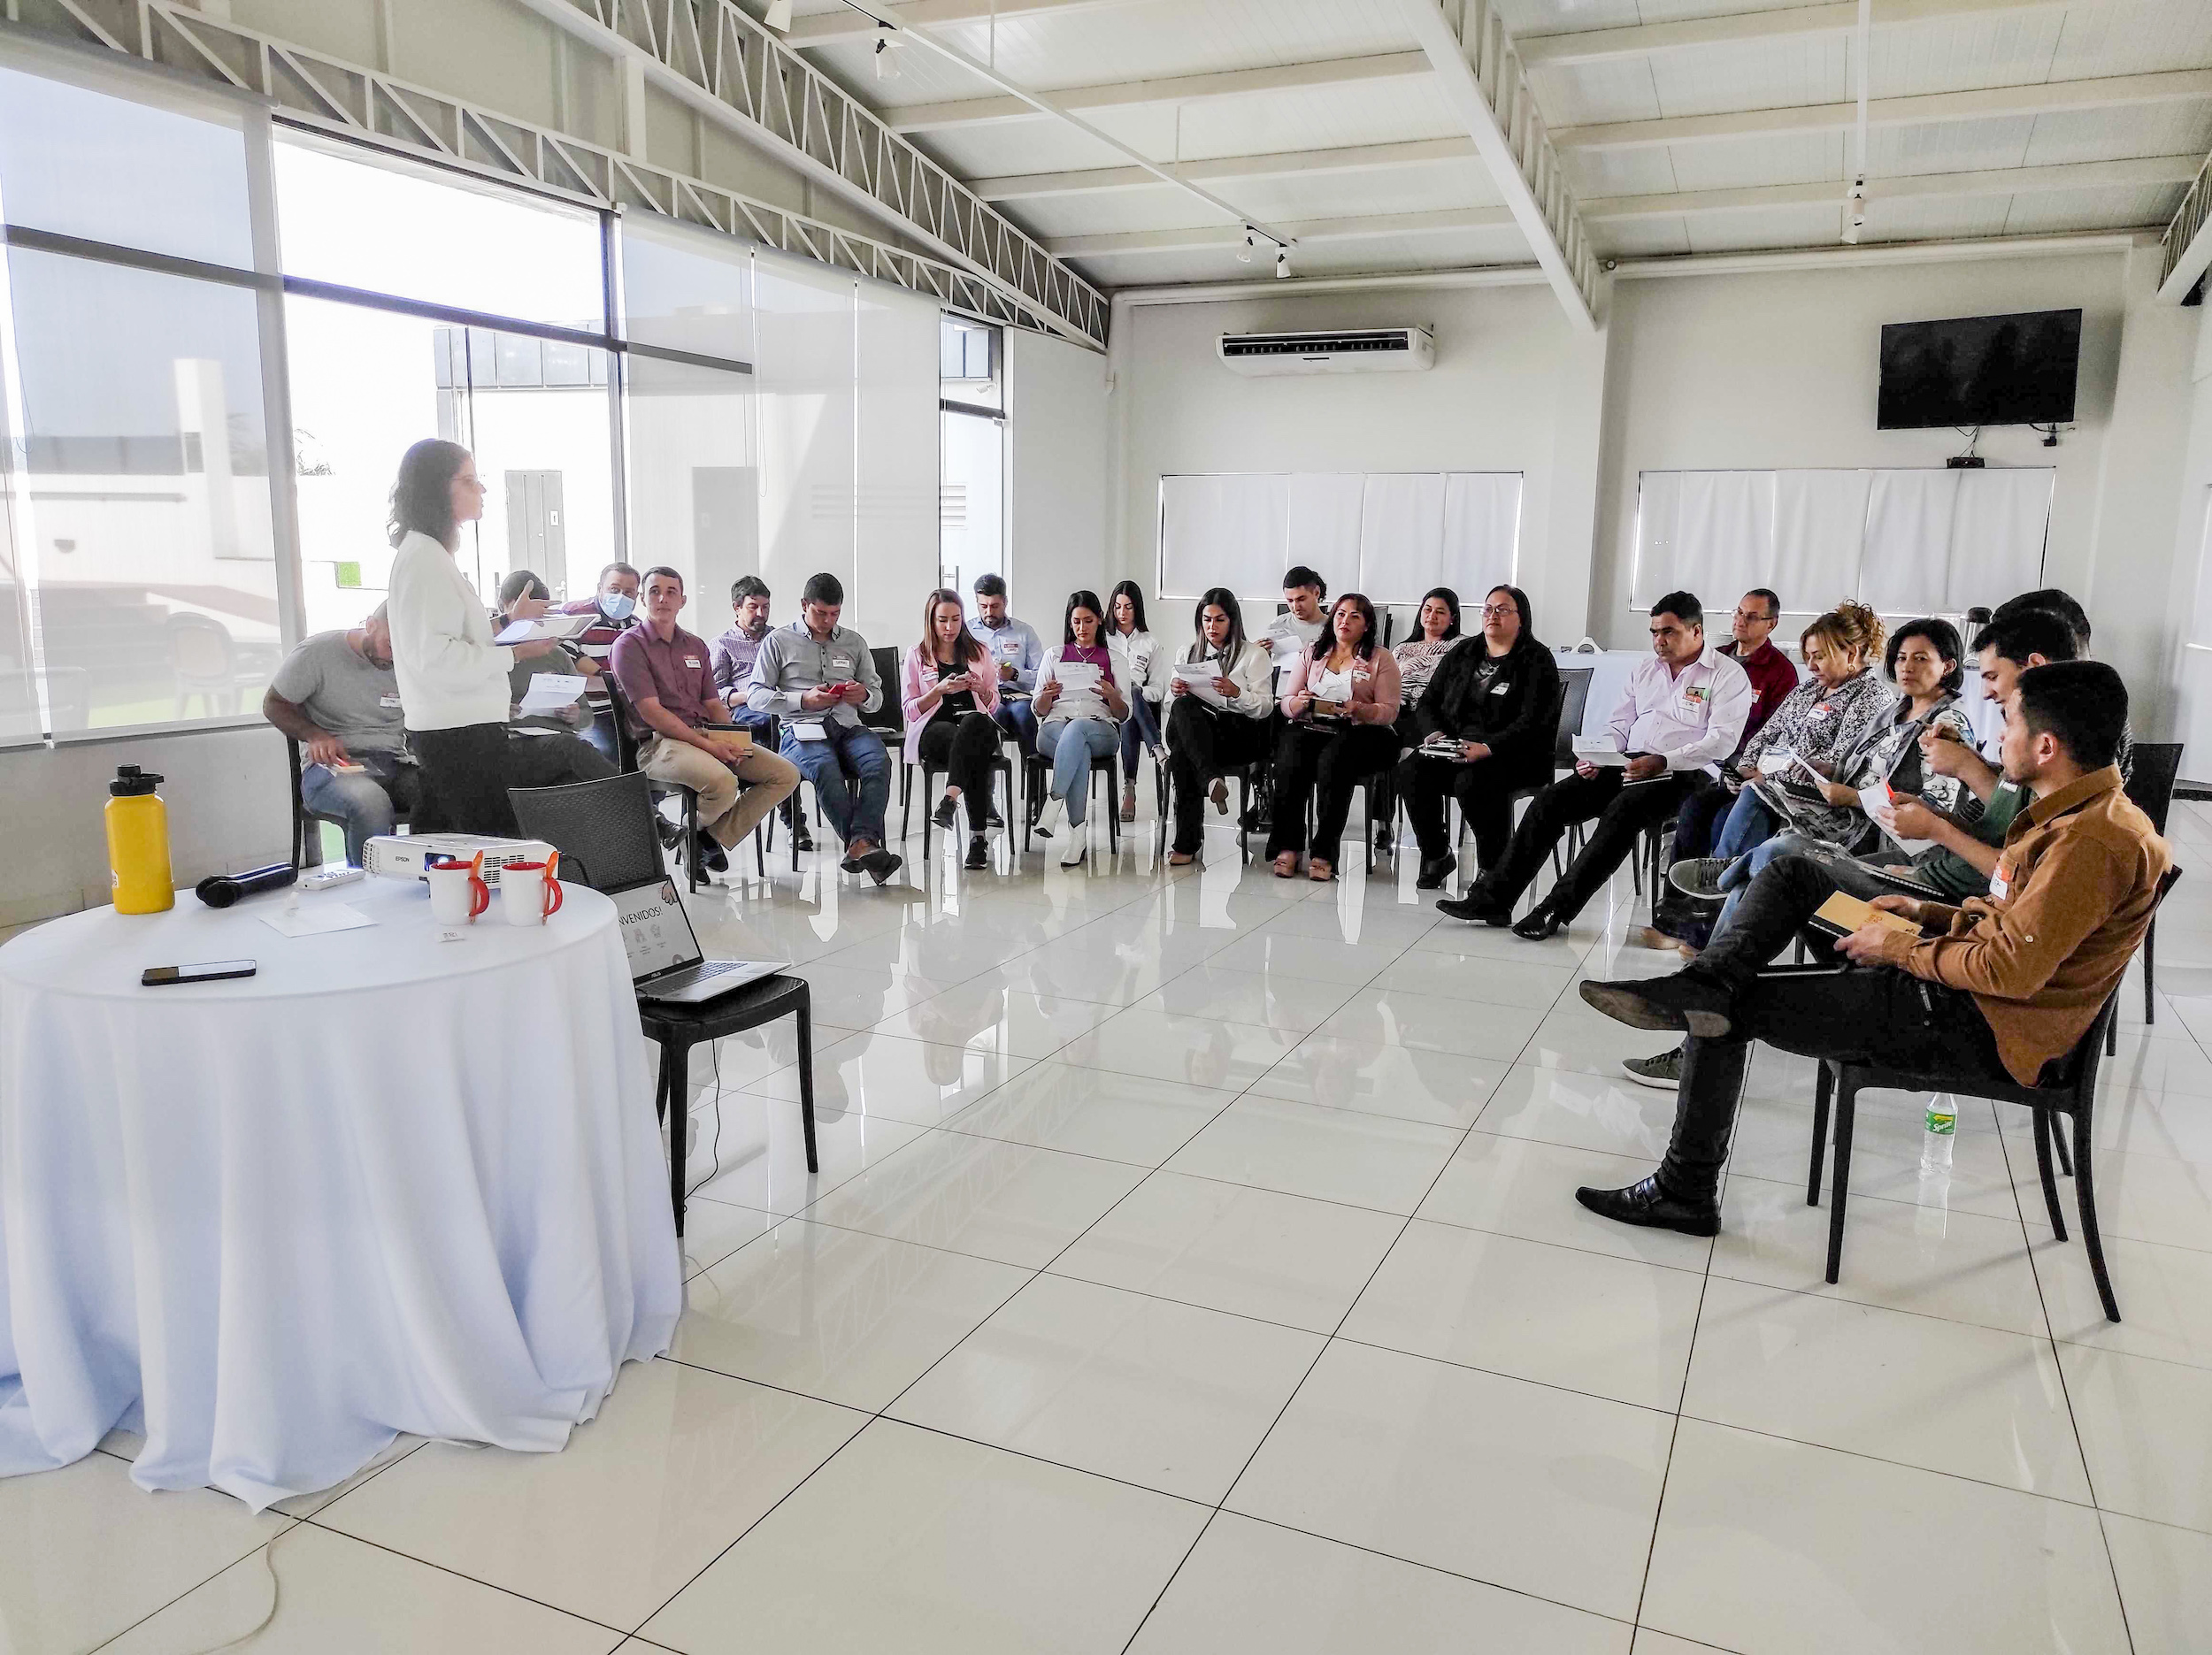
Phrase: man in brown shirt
[{"left": 1570, "top": 660, "right": 2166, "bottom": 1237}]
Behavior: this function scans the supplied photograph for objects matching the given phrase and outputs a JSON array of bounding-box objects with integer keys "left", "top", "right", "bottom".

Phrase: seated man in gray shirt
[{"left": 264, "top": 603, "right": 419, "bottom": 865}]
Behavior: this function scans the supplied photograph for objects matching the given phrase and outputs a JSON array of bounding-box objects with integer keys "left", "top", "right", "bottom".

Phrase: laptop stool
[{"left": 641, "top": 974, "right": 817, "bottom": 1237}]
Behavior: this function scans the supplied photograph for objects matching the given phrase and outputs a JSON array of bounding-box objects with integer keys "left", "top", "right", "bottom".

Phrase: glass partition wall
[{"left": 0, "top": 38, "right": 999, "bottom": 746}]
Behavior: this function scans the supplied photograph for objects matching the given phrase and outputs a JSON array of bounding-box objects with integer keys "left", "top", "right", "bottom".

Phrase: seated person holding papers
[
  {"left": 264, "top": 601, "right": 419, "bottom": 866},
  {"left": 971, "top": 572, "right": 1045, "bottom": 760},
  {"left": 902, "top": 588, "right": 1003, "bottom": 872},
  {"left": 1266, "top": 593, "right": 1401, "bottom": 882},
  {"left": 746, "top": 572, "right": 902, "bottom": 884},
  {"left": 1399, "top": 584, "right": 1559, "bottom": 890},
  {"left": 610, "top": 566, "right": 797, "bottom": 876},
  {"left": 1439, "top": 591, "right": 1751, "bottom": 940},
  {"left": 712, "top": 574, "right": 813, "bottom": 852},
  {"left": 497, "top": 571, "right": 603, "bottom": 739},
  {"left": 1573, "top": 662, "right": 2167, "bottom": 1238},
  {"left": 1032, "top": 590, "right": 1130, "bottom": 868},
  {"left": 560, "top": 560, "right": 641, "bottom": 763},
  {"left": 1163, "top": 587, "right": 1276, "bottom": 866}
]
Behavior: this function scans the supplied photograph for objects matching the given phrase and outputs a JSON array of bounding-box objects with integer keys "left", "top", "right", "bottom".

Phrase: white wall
[{"left": 1010, "top": 327, "right": 1110, "bottom": 617}]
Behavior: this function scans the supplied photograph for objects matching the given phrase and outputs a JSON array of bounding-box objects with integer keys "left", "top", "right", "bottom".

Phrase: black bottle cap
[{"left": 111, "top": 764, "right": 164, "bottom": 798}]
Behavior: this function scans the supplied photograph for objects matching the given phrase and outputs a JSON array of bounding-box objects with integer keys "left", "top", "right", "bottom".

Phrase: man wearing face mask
[
  {"left": 562, "top": 561, "right": 641, "bottom": 762},
  {"left": 712, "top": 574, "right": 813, "bottom": 852},
  {"left": 264, "top": 602, "right": 421, "bottom": 866}
]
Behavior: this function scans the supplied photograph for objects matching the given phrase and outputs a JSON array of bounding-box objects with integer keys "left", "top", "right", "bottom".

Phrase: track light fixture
[
  {"left": 1275, "top": 247, "right": 1290, "bottom": 280},
  {"left": 763, "top": 0, "right": 792, "bottom": 29},
  {"left": 874, "top": 28, "right": 902, "bottom": 80},
  {"left": 1237, "top": 229, "right": 1256, "bottom": 264},
  {"left": 1840, "top": 173, "right": 1867, "bottom": 246}
]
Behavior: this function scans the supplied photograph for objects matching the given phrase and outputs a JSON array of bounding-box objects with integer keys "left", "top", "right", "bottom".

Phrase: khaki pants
[{"left": 638, "top": 734, "right": 799, "bottom": 847}]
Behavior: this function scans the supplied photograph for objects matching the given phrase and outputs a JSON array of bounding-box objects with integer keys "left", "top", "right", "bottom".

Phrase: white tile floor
[{"left": 19, "top": 791, "right": 2212, "bottom": 1653}]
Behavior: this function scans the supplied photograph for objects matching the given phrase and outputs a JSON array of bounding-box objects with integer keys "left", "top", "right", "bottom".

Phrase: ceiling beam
[
  {"left": 1583, "top": 153, "right": 2203, "bottom": 221},
  {"left": 1556, "top": 68, "right": 2212, "bottom": 152},
  {"left": 785, "top": 0, "right": 1137, "bottom": 49},
  {"left": 971, "top": 137, "right": 1480, "bottom": 201},
  {"left": 1046, "top": 207, "right": 1517, "bottom": 258},
  {"left": 1401, "top": 0, "right": 1598, "bottom": 331},
  {"left": 884, "top": 51, "right": 1432, "bottom": 132},
  {"left": 1520, "top": 0, "right": 2067, "bottom": 69}
]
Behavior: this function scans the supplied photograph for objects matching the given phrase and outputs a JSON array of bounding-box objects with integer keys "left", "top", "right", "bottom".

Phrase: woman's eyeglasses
[{"left": 1479, "top": 604, "right": 1517, "bottom": 619}]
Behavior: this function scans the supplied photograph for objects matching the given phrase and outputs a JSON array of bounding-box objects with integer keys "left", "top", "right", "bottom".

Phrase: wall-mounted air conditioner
[{"left": 1216, "top": 326, "right": 1435, "bottom": 377}]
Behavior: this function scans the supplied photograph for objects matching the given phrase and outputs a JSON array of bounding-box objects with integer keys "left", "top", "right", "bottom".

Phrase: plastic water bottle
[{"left": 1919, "top": 1092, "right": 1958, "bottom": 1174}]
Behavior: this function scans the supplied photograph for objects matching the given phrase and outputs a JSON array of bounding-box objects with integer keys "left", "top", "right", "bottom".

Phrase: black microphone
[{"left": 195, "top": 862, "right": 299, "bottom": 908}]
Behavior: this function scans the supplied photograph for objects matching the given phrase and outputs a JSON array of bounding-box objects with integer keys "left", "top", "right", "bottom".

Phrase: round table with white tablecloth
[{"left": 0, "top": 876, "right": 680, "bottom": 1511}]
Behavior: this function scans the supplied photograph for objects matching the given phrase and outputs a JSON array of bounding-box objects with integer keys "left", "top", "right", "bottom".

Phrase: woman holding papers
[
  {"left": 1164, "top": 587, "right": 1276, "bottom": 866},
  {"left": 1033, "top": 591, "right": 1130, "bottom": 868},
  {"left": 496, "top": 571, "right": 598, "bottom": 736},
  {"left": 1108, "top": 580, "right": 1168, "bottom": 823},
  {"left": 1399, "top": 584, "right": 1559, "bottom": 891},
  {"left": 902, "top": 588, "right": 1004, "bottom": 871},
  {"left": 1266, "top": 594, "right": 1402, "bottom": 880}
]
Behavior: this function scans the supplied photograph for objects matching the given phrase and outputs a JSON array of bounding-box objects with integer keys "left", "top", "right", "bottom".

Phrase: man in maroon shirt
[{"left": 611, "top": 567, "right": 798, "bottom": 876}]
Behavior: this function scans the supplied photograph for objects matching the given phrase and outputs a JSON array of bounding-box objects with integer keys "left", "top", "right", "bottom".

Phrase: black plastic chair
[
  {"left": 600, "top": 676, "right": 703, "bottom": 892},
  {"left": 860, "top": 643, "right": 909, "bottom": 808},
  {"left": 1024, "top": 745, "right": 1121, "bottom": 857},
  {"left": 2121, "top": 743, "right": 2182, "bottom": 1040},
  {"left": 1802, "top": 865, "right": 2181, "bottom": 1324},
  {"left": 1157, "top": 760, "right": 1256, "bottom": 862},
  {"left": 903, "top": 738, "right": 1015, "bottom": 865},
  {"left": 287, "top": 735, "right": 349, "bottom": 869},
  {"left": 508, "top": 772, "right": 818, "bottom": 1237}
]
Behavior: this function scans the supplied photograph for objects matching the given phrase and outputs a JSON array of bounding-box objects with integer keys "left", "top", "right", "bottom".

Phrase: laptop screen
[{"left": 612, "top": 878, "right": 703, "bottom": 981}]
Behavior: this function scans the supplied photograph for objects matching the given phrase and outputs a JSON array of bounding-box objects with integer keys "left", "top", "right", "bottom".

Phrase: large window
[{"left": 941, "top": 316, "right": 1003, "bottom": 599}]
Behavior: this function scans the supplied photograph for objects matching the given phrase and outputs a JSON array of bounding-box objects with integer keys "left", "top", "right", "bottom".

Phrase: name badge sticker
[
  {"left": 827, "top": 655, "right": 851, "bottom": 677},
  {"left": 378, "top": 691, "right": 402, "bottom": 709},
  {"left": 1989, "top": 857, "right": 2014, "bottom": 900},
  {"left": 1489, "top": 680, "right": 1510, "bottom": 695},
  {"left": 682, "top": 656, "right": 702, "bottom": 670}
]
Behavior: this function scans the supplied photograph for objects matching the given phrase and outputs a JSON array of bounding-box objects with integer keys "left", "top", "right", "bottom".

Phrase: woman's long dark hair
[
  {"left": 1189, "top": 586, "right": 1246, "bottom": 663},
  {"left": 1063, "top": 589, "right": 1107, "bottom": 647},
  {"left": 1108, "top": 579, "right": 1150, "bottom": 637},
  {"left": 1485, "top": 584, "right": 1537, "bottom": 653},
  {"left": 1886, "top": 617, "right": 1965, "bottom": 695},
  {"left": 921, "top": 586, "right": 984, "bottom": 668},
  {"left": 1326, "top": 593, "right": 1380, "bottom": 662},
  {"left": 1417, "top": 586, "right": 1462, "bottom": 641},
  {"left": 388, "top": 437, "right": 472, "bottom": 550}
]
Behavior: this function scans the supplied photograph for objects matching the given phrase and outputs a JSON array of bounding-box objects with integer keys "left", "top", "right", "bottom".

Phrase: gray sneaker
[
  {"left": 1666, "top": 858, "right": 1728, "bottom": 904},
  {"left": 1622, "top": 1046, "right": 1686, "bottom": 1090}
]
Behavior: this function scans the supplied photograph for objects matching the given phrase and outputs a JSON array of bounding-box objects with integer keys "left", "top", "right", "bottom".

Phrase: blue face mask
[{"left": 600, "top": 593, "right": 635, "bottom": 622}]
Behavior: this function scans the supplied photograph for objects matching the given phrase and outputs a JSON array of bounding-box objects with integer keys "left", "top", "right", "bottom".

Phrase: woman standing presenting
[
  {"left": 902, "top": 587, "right": 1002, "bottom": 872},
  {"left": 1266, "top": 594, "right": 1402, "bottom": 882},
  {"left": 1032, "top": 590, "right": 1129, "bottom": 869},
  {"left": 385, "top": 439, "right": 556, "bottom": 835},
  {"left": 1106, "top": 580, "right": 1165, "bottom": 823},
  {"left": 1162, "top": 587, "right": 1275, "bottom": 866}
]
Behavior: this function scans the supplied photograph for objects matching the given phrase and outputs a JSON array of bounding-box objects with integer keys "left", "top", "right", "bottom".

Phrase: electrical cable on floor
[
  {"left": 682, "top": 1023, "right": 726, "bottom": 1203},
  {"left": 178, "top": 1519, "right": 295, "bottom": 1654}
]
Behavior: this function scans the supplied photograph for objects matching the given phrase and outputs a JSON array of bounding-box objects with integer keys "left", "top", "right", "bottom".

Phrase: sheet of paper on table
[
  {"left": 518, "top": 673, "right": 586, "bottom": 716},
  {"left": 257, "top": 900, "right": 377, "bottom": 938}
]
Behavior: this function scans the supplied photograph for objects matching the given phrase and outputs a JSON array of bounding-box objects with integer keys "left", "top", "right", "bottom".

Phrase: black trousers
[
  {"left": 918, "top": 710, "right": 1001, "bottom": 830},
  {"left": 1399, "top": 751, "right": 1540, "bottom": 871},
  {"left": 1483, "top": 769, "right": 1697, "bottom": 921},
  {"left": 1651, "top": 772, "right": 1735, "bottom": 940},
  {"left": 1165, "top": 697, "right": 1271, "bottom": 854},
  {"left": 409, "top": 724, "right": 614, "bottom": 837},
  {"left": 1267, "top": 721, "right": 1397, "bottom": 862},
  {"left": 1659, "top": 851, "right": 2008, "bottom": 1199}
]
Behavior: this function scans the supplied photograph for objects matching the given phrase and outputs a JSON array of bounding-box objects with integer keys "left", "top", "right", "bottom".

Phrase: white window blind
[
  {"left": 1160, "top": 471, "right": 1522, "bottom": 605},
  {"left": 1634, "top": 466, "right": 2052, "bottom": 617}
]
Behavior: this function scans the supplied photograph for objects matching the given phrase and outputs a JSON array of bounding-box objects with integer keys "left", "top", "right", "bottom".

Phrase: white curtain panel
[
  {"left": 1285, "top": 472, "right": 1365, "bottom": 601},
  {"left": 752, "top": 249, "right": 856, "bottom": 606},
  {"left": 618, "top": 213, "right": 753, "bottom": 365},
  {"left": 1159, "top": 473, "right": 1289, "bottom": 600},
  {"left": 854, "top": 279, "right": 941, "bottom": 643},
  {"left": 1772, "top": 470, "right": 1872, "bottom": 612},
  {"left": 1357, "top": 472, "right": 1446, "bottom": 603},
  {"left": 1639, "top": 471, "right": 1774, "bottom": 613},
  {"left": 1862, "top": 469, "right": 1959, "bottom": 617},
  {"left": 1437, "top": 471, "right": 1523, "bottom": 605},
  {"left": 1947, "top": 468, "right": 2055, "bottom": 613},
  {"left": 1632, "top": 471, "right": 1685, "bottom": 609}
]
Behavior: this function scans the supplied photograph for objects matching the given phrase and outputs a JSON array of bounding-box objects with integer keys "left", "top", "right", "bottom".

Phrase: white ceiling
[{"left": 775, "top": 0, "right": 2212, "bottom": 291}]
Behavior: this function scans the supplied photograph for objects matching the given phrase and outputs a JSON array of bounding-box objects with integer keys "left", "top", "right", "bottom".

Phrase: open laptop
[{"left": 612, "top": 877, "right": 787, "bottom": 1004}]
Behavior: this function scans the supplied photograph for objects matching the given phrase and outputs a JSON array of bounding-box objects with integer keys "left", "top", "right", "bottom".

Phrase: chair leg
[
  {"left": 1825, "top": 1078, "right": 1857, "bottom": 1284},
  {"left": 901, "top": 762, "right": 916, "bottom": 851},
  {"left": 2032, "top": 1108, "right": 2069, "bottom": 1239},
  {"left": 2144, "top": 916, "right": 2157, "bottom": 1026},
  {"left": 2054, "top": 1124, "right": 2074, "bottom": 1177},
  {"left": 1809, "top": 1062, "right": 1832, "bottom": 1207},
  {"left": 754, "top": 822, "right": 765, "bottom": 879},
  {"left": 665, "top": 1040, "right": 689, "bottom": 1237},
  {"left": 2074, "top": 1108, "right": 2122, "bottom": 1322},
  {"left": 685, "top": 793, "right": 701, "bottom": 893},
  {"left": 920, "top": 770, "right": 933, "bottom": 867},
  {"left": 795, "top": 992, "right": 818, "bottom": 1174},
  {"left": 2106, "top": 1015, "right": 2116, "bottom": 1058}
]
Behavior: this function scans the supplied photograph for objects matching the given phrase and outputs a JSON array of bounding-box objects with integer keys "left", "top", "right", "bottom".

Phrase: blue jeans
[
  {"left": 1038, "top": 718, "right": 1118, "bottom": 825},
  {"left": 993, "top": 697, "right": 1039, "bottom": 760},
  {"left": 1118, "top": 693, "right": 1163, "bottom": 784},
  {"left": 781, "top": 721, "right": 890, "bottom": 848},
  {"left": 1711, "top": 789, "right": 1781, "bottom": 864},
  {"left": 1714, "top": 827, "right": 1818, "bottom": 934},
  {"left": 299, "top": 753, "right": 420, "bottom": 866}
]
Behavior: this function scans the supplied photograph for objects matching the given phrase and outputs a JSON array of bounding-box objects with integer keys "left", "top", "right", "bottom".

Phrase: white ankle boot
[
  {"left": 1058, "top": 824, "right": 1087, "bottom": 867},
  {"left": 1034, "top": 797, "right": 1064, "bottom": 839}
]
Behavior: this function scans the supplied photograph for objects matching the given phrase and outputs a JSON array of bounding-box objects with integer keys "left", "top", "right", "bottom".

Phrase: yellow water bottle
[{"left": 106, "top": 764, "right": 174, "bottom": 914}]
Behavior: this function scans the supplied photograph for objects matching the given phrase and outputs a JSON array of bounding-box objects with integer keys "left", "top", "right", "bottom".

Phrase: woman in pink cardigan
[
  {"left": 902, "top": 588, "right": 1002, "bottom": 870},
  {"left": 1266, "top": 592, "right": 1403, "bottom": 881}
]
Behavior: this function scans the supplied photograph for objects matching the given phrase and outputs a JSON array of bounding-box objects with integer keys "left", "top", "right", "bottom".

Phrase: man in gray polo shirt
[
  {"left": 744, "top": 571, "right": 900, "bottom": 883},
  {"left": 263, "top": 603, "right": 419, "bottom": 865}
]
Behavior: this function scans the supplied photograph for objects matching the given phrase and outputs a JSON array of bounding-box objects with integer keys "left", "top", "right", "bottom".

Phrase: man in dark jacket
[{"left": 1398, "top": 585, "right": 1562, "bottom": 890}]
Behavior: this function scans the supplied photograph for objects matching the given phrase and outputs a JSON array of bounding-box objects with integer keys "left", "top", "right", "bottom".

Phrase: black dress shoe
[
  {"left": 694, "top": 832, "right": 729, "bottom": 875},
  {"left": 1578, "top": 971, "right": 1734, "bottom": 1038},
  {"left": 791, "top": 820, "right": 816, "bottom": 853},
  {"left": 1576, "top": 1175, "right": 1721, "bottom": 1237},
  {"left": 1436, "top": 886, "right": 1512, "bottom": 926},
  {"left": 860, "top": 846, "right": 903, "bottom": 885},
  {"left": 1415, "top": 855, "right": 1455, "bottom": 892},
  {"left": 1510, "top": 902, "right": 1563, "bottom": 941}
]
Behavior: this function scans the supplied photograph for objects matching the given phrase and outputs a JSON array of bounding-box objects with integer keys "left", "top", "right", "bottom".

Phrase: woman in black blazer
[{"left": 1396, "top": 583, "right": 1561, "bottom": 890}]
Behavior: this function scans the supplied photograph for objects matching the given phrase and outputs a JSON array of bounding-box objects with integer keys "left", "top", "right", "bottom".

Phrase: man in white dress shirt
[{"left": 1438, "top": 591, "right": 1753, "bottom": 941}]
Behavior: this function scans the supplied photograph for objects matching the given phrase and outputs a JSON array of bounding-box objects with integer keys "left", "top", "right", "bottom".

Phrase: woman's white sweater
[{"left": 386, "top": 529, "right": 510, "bottom": 731}]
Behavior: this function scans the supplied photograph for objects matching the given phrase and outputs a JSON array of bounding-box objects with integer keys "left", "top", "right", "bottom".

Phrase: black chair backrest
[
  {"left": 2124, "top": 742, "right": 2182, "bottom": 837},
  {"left": 861, "top": 645, "right": 903, "bottom": 735},
  {"left": 510, "top": 772, "right": 664, "bottom": 892},
  {"left": 1553, "top": 668, "right": 1594, "bottom": 769},
  {"left": 597, "top": 675, "right": 645, "bottom": 772}
]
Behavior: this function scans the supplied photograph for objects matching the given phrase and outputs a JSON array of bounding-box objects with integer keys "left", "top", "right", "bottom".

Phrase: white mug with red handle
[
  {"left": 499, "top": 854, "right": 565, "bottom": 927},
  {"left": 426, "top": 855, "right": 491, "bottom": 925}
]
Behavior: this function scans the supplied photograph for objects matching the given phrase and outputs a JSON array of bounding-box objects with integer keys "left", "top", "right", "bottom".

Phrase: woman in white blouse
[
  {"left": 384, "top": 439, "right": 555, "bottom": 833},
  {"left": 1107, "top": 579, "right": 1166, "bottom": 823},
  {"left": 1162, "top": 586, "right": 1275, "bottom": 866}
]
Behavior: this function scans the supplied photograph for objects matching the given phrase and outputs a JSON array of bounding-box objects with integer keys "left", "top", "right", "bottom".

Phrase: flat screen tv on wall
[{"left": 1877, "top": 308, "right": 2081, "bottom": 430}]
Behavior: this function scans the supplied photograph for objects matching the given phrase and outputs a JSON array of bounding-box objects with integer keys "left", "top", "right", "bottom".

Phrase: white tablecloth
[{"left": 0, "top": 877, "right": 680, "bottom": 1510}]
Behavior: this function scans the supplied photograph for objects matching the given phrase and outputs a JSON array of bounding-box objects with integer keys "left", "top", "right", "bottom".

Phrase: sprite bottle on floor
[{"left": 1919, "top": 1092, "right": 1958, "bottom": 1174}]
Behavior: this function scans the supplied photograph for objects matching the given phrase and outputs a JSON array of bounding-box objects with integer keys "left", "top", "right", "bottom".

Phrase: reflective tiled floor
[{"left": 22, "top": 791, "right": 2212, "bottom": 1653}]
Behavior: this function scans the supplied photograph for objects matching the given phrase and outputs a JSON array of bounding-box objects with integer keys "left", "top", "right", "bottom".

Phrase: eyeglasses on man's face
[{"left": 1733, "top": 606, "right": 1776, "bottom": 624}]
